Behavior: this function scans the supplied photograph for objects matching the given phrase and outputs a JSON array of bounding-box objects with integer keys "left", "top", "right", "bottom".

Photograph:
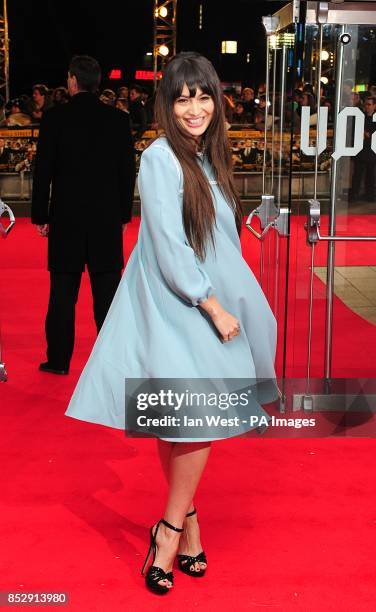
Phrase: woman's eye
[
  {"left": 177, "top": 98, "right": 188, "bottom": 103},
  {"left": 200, "top": 96, "right": 210, "bottom": 101}
]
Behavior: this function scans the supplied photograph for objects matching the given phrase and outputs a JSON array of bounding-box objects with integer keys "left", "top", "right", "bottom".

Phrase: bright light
[
  {"left": 221, "top": 41, "right": 237, "bottom": 54},
  {"left": 321, "top": 50, "right": 329, "bottom": 61},
  {"left": 135, "top": 70, "right": 162, "bottom": 81},
  {"left": 320, "top": 76, "right": 329, "bottom": 85},
  {"left": 146, "top": 52, "right": 153, "bottom": 56},
  {"left": 155, "top": 6, "right": 168, "bottom": 18},
  {"left": 158, "top": 44, "right": 170, "bottom": 57},
  {"left": 269, "top": 34, "right": 279, "bottom": 50},
  {"left": 280, "top": 32, "right": 294, "bottom": 47},
  {"left": 109, "top": 69, "right": 122, "bottom": 80}
]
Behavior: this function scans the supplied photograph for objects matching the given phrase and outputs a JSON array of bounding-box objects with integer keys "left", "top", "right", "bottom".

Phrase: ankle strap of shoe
[
  {"left": 186, "top": 508, "right": 197, "bottom": 518},
  {"left": 161, "top": 518, "right": 184, "bottom": 532}
]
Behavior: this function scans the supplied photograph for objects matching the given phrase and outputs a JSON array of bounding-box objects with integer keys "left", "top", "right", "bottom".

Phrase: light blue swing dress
[{"left": 65, "top": 136, "right": 279, "bottom": 441}]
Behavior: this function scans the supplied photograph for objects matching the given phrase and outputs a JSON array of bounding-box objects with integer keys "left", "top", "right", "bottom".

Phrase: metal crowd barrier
[{"left": 0, "top": 198, "right": 15, "bottom": 382}]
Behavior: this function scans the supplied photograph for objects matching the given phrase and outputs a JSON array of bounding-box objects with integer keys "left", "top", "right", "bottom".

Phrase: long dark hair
[{"left": 154, "top": 52, "right": 243, "bottom": 261}]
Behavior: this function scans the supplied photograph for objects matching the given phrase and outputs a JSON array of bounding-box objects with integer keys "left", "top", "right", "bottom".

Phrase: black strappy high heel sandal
[
  {"left": 141, "top": 518, "right": 184, "bottom": 594},
  {"left": 177, "top": 508, "right": 207, "bottom": 577}
]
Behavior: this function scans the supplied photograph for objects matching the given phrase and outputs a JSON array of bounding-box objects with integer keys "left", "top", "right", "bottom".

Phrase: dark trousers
[
  {"left": 45, "top": 270, "right": 121, "bottom": 369},
  {"left": 351, "top": 156, "right": 375, "bottom": 199}
]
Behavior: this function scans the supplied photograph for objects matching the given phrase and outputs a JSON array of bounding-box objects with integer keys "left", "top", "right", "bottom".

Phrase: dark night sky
[{"left": 8, "top": 0, "right": 283, "bottom": 96}]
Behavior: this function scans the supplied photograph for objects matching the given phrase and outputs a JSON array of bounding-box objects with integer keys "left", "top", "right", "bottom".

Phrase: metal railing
[{"left": 0, "top": 197, "right": 14, "bottom": 382}]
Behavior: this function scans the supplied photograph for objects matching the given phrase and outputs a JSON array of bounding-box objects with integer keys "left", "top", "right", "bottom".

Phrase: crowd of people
[
  {"left": 224, "top": 79, "right": 376, "bottom": 127},
  {"left": 2, "top": 77, "right": 376, "bottom": 130},
  {"left": 0, "top": 78, "right": 375, "bottom": 182},
  {"left": 0, "top": 82, "right": 154, "bottom": 139},
  {"left": 0, "top": 82, "right": 153, "bottom": 174}
]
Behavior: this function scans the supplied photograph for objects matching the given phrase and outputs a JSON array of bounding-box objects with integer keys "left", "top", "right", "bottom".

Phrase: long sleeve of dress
[{"left": 138, "top": 144, "right": 215, "bottom": 306}]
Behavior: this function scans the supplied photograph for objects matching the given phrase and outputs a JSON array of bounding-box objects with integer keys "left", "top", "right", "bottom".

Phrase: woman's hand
[
  {"left": 211, "top": 310, "right": 240, "bottom": 343},
  {"left": 199, "top": 296, "right": 240, "bottom": 343}
]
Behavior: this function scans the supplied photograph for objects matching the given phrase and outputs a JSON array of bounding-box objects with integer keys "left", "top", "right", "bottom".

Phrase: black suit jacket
[
  {"left": 31, "top": 92, "right": 136, "bottom": 273},
  {"left": 240, "top": 147, "right": 258, "bottom": 164},
  {"left": 129, "top": 98, "right": 148, "bottom": 138}
]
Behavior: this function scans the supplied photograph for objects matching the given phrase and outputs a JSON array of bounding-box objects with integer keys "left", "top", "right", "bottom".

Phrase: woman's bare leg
[
  {"left": 152, "top": 440, "right": 211, "bottom": 587},
  {"left": 156, "top": 439, "right": 174, "bottom": 482},
  {"left": 157, "top": 440, "right": 195, "bottom": 513}
]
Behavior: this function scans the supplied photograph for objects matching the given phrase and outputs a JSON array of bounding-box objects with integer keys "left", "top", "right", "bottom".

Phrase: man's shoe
[{"left": 39, "top": 362, "right": 69, "bottom": 375}]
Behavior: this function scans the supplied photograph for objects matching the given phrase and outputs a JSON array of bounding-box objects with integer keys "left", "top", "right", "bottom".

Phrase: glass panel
[
  {"left": 286, "top": 21, "right": 332, "bottom": 379},
  {"left": 287, "top": 20, "right": 376, "bottom": 391},
  {"left": 330, "top": 24, "right": 376, "bottom": 377},
  {"left": 255, "top": 26, "right": 297, "bottom": 379}
]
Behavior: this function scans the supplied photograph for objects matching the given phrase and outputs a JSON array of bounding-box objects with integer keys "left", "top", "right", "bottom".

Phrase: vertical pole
[
  {"left": 3, "top": 0, "right": 8, "bottom": 101},
  {"left": 324, "top": 26, "right": 345, "bottom": 380},
  {"left": 263, "top": 36, "right": 270, "bottom": 194},
  {"left": 153, "top": 0, "right": 177, "bottom": 93},
  {"left": 305, "top": 23, "right": 323, "bottom": 391},
  {"left": 271, "top": 45, "right": 277, "bottom": 194},
  {"left": 313, "top": 24, "right": 323, "bottom": 201},
  {"left": 277, "top": 44, "right": 287, "bottom": 206},
  {"left": 153, "top": 0, "right": 158, "bottom": 93},
  {"left": 173, "top": 0, "right": 177, "bottom": 55}
]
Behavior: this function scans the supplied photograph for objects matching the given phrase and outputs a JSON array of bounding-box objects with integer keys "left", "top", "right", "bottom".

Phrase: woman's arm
[
  {"left": 138, "top": 144, "right": 215, "bottom": 306},
  {"left": 139, "top": 144, "right": 240, "bottom": 342}
]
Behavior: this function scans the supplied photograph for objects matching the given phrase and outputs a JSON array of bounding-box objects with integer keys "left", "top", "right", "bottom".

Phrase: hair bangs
[{"left": 173, "top": 59, "right": 215, "bottom": 100}]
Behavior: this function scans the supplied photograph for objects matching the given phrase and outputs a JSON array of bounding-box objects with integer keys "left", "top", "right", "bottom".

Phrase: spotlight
[
  {"left": 320, "top": 50, "right": 329, "bottom": 61},
  {"left": 158, "top": 44, "right": 170, "bottom": 57},
  {"left": 155, "top": 6, "right": 168, "bottom": 18}
]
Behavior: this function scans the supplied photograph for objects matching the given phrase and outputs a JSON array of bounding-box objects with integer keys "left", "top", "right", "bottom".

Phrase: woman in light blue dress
[{"left": 65, "top": 52, "right": 278, "bottom": 594}]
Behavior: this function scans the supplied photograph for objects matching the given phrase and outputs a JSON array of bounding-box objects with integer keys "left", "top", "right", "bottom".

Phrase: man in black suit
[
  {"left": 240, "top": 139, "right": 258, "bottom": 165},
  {"left": 0, "top": 138, "right": 10, "bottom": 165},
  {"left": 128, "top": 84, "right": 148, "bottom": 139},
  {"left": 31, "top": 55, "right": 135, "bottom": 374}
]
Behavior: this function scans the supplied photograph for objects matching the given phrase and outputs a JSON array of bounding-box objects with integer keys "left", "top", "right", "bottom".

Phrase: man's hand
[
  {"left": 36, "top": 224, "right": 49, "bottom": 237},
  {"left": 122, "top": 223, "right": 127, "bottom": 233}
]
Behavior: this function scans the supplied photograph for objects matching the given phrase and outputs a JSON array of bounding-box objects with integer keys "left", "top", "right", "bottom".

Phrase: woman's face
[{"left": 173, "top": 83, "right": 215, "bottom": 139}]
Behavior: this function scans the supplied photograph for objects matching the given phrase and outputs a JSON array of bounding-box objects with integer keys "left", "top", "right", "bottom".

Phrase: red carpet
[{"left": 1, "top": 218, "right": 375, "bottom": 611}]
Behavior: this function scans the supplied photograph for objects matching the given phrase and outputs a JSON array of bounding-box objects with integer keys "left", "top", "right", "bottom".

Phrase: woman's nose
[{"left": 188, "top": 99, "right": 201, "bottom": 115}]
